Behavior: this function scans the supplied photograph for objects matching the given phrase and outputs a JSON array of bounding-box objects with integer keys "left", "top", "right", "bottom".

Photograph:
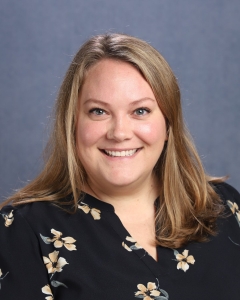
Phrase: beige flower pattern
[
  {"left": 173, "top": 249, "right": 195, "bottom": 272},
  {"left": 122, "top": 236, "right": 143, "bottom": 252},
  {"left": 40, "top": 229, "right": 77, "bottom": 251},
  {"left": 0, "top": 208, "right": 13, "bottom": 290},
  {"left": 0, "top": 210, "right": 14, "bottom": 227},
  {"left": 42, "top": 284, "right": 54, "bottom": 300},
  {"left": 227, "top": 200, "right": 240, "bottom": 226},
  {"left": 40, "top": 228, "right": 76, "bottom": 296},
  {"left": 0, "top": 268, "right": 9, "bottom": 290},
  {"left": 135, "top": 280, "right": 169, "bottom": 299},
  {"left": 78, "top": 202, "right": 101, "bottom": 220},
  {"left": 43, "top": 250, "right": 68, "bottom": 274},
  {"left": 226, "top": 200, "right": 240, "bottom": 246}
]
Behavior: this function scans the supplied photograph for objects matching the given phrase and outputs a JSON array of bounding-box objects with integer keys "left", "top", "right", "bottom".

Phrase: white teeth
[{"left": 104, "top": 149, "right": 138, "bottom": 157}]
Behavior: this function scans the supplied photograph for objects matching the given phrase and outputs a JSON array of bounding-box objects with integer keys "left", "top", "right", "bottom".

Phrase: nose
[{"left": 106, "top": 115, "right": 133, "bottom": 142}]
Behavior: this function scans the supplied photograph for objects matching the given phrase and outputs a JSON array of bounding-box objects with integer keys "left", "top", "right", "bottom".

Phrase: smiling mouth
[{"left": 102, "top": 148, "right": 141, "bottom": 157}]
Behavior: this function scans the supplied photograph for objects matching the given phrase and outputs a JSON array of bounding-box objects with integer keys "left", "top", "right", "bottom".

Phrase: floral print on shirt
[
  {"left": 42, "top": 284, "right": 54, "bottom": 300},
  {"left": 40, "top": 229, "right": 77, "bottom": 251},
  {"left": 43, "top": 250, "right": 68, "bottom": 275},
  {"left": 135, "top": 280, "right": 169, "bottom": 299},
  {"left": 0, "top": 207, "right": 12, "bottom": 290},
  {"left": 40, "top": 229, "right": 77, "bottom": 297},
  {"left": 227, "top": 200, "right": 240, "bottom": 226},
  {"left": 0, "top": 269, "right": 9, "bottom": 290},
  {"left": 78, "top": 202, "right": 101, "bottom": 220},
  {"left": 0, "top": 209, "right": 14, "bottom": 227},
  {"left": 122, "top": 236, "right": 143, "bottom": 252},
  {"left": 173, "top": 249, "right": 195, "bottom": 272},
  {"left": 227, "top": 200, "right": 240, "bottom": 246}
]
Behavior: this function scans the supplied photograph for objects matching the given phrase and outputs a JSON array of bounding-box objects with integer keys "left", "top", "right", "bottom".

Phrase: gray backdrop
[{"left": 0, "top": 0, "right": 239, "bottom": 202}]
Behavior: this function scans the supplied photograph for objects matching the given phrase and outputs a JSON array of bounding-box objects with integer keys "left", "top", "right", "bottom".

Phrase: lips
[{"left": 102, "top": 148, "right": 140, "bottom": 157}]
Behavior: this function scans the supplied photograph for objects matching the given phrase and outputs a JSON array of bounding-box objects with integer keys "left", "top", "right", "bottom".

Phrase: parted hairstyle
[{"left": 2, "top": 33, "right": 224, "bottom": 248}]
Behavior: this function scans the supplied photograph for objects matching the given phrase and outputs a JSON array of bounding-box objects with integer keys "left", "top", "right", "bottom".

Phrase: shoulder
[
  {"left": 0, "top": 200, "right": 57, "bottom": 219},
  {"left": 212, "top": 182, "right": 240, "bottom": 228},
  {"left": 0, "top": 200, "right": 74, "bottom": 232},
  {"left": 0, "top": 205, "right": 14, "bottom": 227},
  {"left": 212, "top": 181, "right": 240, "bottom": 205},
  {"left": 0, "top": 202, "right": 64, "bottom": 299}
]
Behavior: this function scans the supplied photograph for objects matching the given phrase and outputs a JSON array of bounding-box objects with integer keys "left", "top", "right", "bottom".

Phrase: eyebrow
[{"left": 83, "top": 97, "right": 155, "bottom": 106}]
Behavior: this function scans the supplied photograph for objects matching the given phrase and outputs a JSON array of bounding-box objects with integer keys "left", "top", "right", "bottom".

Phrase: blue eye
[
  {"left": 134, "top": 108, "right": 150, "bottom": 115},
  {"left": 89, "top": 108, "right": 106, "bottom": 115}
]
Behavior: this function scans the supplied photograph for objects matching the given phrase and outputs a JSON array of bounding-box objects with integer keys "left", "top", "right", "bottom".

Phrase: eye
[
  {"left": 89, "top": 108, "right": 106, "bottom": 115},
  {"left": 134, "top": 107, "right": 151, "bottom": 116}
]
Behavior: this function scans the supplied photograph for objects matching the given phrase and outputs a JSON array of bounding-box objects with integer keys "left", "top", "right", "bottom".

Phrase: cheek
[
  {"left": 76, "top": 120, "right": 105, "bottom": 148},
  {"left": 136, "top": 121, "right": 166, "bottom": 144}
]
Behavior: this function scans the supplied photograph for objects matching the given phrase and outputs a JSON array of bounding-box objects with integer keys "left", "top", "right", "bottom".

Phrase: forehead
[
  {"left": 79, "top": 59, "right": 155, "bottom": 102},
  {"left": 84, "top": 59, "right": 142, "bottom": 83}
]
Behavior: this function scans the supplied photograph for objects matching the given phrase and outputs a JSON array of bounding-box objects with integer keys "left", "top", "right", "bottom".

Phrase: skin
[{"left": 76, "top": 59, "right": 167, "bottom": 260}]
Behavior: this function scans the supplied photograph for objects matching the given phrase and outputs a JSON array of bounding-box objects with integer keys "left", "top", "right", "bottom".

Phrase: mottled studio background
[{"left": 0, "top": 0, "right": 239, "bottom": 201}]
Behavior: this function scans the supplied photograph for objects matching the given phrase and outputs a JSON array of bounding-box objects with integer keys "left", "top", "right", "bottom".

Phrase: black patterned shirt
[{"left": 0, "top": 182, "right": 240, "bottom": 300}]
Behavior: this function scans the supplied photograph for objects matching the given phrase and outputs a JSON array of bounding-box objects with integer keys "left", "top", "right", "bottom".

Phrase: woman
[{"left": 0, "top": 33, "right": 239, "bottom": 299}]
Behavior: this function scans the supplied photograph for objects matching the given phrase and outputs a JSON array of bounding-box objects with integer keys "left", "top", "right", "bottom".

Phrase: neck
[{"left": 84, "top": 175, "right": 159, "bottom": 212}]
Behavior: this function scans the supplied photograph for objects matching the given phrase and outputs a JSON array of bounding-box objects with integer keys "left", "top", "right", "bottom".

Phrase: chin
[{"left": 102, "top": 174, "right": 143, "bottom": 189}]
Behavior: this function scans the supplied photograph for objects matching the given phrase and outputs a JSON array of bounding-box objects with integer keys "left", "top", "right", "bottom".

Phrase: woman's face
[{"left": 76, "top": 59, "right": 167, "bottom": 192}]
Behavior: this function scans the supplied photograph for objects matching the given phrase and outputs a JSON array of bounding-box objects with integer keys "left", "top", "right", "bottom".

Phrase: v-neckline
[
  {"left": 104, "top": 209, "right": 170, "bottom": 277},
  {"left": 82, "top": 193, "right": 170, "bottom": 277}
]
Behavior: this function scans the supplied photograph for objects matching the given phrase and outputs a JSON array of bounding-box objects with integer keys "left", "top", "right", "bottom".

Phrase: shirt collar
[{"left": 80, "top": 193, "right": 115, "bottom": 212}]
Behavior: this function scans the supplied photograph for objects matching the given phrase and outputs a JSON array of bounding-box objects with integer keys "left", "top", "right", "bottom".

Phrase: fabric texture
[{"left": 0, "top": 182, "right": 240, "bottom": 300}]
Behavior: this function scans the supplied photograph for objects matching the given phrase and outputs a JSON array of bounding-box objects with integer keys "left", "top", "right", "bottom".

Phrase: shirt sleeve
[
  {"left": 215, "top": 182, "right": 240, "bottom": 203},
  {"left": 0, "top": 205, "right": 51, "bottom": 299},
  {"left": 215, "top": 182, "right": 240, "bottom": 226}
]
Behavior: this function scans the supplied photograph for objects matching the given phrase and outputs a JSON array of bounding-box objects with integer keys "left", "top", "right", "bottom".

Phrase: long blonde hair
[{"left": 2, "top": 33, "right": 224, "bottom": 248}]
